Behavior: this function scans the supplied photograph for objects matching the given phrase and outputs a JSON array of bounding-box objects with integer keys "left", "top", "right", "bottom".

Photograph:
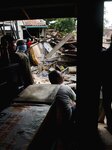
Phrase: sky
[{"left": 104, "top": 1, "right": 112, "bottom": 27}]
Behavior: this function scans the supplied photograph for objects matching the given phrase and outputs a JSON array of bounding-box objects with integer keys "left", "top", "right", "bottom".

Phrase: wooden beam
[{"left": 46, "top": 32, "right": 74, "bottom": 59}]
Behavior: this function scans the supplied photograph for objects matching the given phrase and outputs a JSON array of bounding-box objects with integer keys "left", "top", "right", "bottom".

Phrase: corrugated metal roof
[{"left": 22, "top": 19, "right": 47, "bottom": 26}]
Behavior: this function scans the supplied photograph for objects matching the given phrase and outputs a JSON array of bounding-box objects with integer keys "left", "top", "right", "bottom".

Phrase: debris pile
[{"left": 29, "top": 31, "right": 77, "bottom": 91}]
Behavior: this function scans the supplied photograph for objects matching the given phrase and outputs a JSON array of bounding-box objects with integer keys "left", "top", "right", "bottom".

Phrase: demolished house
[{"left": 29, "top": 30, "right": 77, "bottom": 88}]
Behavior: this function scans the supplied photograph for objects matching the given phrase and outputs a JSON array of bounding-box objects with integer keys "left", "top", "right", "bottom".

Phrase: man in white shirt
[{"left": 48, "top": 70, "right": 77, "bottom": 145}]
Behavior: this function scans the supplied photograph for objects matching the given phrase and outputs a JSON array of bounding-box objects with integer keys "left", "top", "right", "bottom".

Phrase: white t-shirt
[{"left": 55, "top": 84, "right": 76, "bottom": 121}]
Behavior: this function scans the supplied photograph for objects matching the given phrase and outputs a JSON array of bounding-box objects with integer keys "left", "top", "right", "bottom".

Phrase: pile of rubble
[{"left": 29, "top": 31, "right": 77, "bottom": 91}]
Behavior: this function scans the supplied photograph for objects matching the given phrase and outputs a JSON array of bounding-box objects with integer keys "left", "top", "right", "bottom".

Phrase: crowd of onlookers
[{"left": 0, "top": 34, "right": 35, "bottom": 89}]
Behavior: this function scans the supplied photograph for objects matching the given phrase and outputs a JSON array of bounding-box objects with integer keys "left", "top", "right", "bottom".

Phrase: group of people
[
  {"left": 0, "top": 34, "right": 34, "bottom": 89},
  {"left": 0, "top": 33, "right": 112, "bottom": 143}
]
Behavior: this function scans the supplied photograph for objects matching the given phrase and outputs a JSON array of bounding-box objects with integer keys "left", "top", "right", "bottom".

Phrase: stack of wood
[{"left": 44, "top": 31, "right": 77, "bottom": 67}]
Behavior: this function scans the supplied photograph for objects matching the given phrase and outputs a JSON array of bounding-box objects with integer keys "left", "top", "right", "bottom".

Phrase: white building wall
[{"left": 17, "top": 21, "right": 24, "bottom": 39}]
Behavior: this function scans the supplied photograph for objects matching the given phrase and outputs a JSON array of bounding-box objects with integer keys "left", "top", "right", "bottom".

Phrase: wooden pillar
[{"left": 76, "top": 1, "right": 104, "bottom": 149}]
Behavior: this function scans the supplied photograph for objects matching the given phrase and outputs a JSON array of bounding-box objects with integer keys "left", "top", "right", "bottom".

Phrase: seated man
[
  {"left": 27, "top": 70, "right": 77, "bottom": 149},
  {"left": 48, "top": 69, "right": 76, "bottom": 123},
  {"left": 48, "top": 70, "right": 77, "bottom": 149}
]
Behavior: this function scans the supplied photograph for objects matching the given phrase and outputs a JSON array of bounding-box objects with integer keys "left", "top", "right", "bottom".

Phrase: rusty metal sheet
[{"left": 0, "top": 103, "right": 50, "bottom": 150}]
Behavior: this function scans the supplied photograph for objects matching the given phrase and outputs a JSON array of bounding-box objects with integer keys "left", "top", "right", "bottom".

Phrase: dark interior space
[
  {"left": 0, "top": 0, "right": 112, "bottom": 150},
  {"left": 23, "top": 28, "right": 41, "bottom": 39}
]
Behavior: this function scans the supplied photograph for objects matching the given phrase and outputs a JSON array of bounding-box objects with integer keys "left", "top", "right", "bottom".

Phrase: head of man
[
  {"left": 1, "top": 35, "right": 17, "bottom": 53},
  {"left": 16, "top": 39, "right": 27, "bottom": 52},
  {"left": 48, "top": 70, "right": 64, "bottom": 84}
]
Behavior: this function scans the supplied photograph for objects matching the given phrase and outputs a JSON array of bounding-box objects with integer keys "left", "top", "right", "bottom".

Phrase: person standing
[
  {"left": 26, "top": 37, "right": 33, "bottom": 49},
  {"left": 0, "top": 35, "right": 34, "bottom": 89},
  {"left": 101, "top": 36, "right": 112, "bottom": 133}
]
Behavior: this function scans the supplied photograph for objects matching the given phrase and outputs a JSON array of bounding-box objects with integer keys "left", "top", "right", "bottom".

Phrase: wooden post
[{"left": 76, "top": 1, "right": 104, "bottom": 149}]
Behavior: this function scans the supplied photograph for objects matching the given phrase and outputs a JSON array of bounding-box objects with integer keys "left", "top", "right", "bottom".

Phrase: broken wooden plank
[{"left": 46, "top": 32, "right": 74, "bottom": 59}]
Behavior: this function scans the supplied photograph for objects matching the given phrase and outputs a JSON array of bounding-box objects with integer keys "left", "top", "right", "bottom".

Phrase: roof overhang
[{"left": 0, "top": 1, "right": 77, "bottom": 21}]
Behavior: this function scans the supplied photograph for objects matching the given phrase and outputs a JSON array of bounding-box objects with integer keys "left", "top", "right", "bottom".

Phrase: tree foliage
[{"left": 45, "top": 18, "right": 77, "bottom": 35}]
